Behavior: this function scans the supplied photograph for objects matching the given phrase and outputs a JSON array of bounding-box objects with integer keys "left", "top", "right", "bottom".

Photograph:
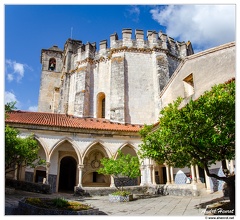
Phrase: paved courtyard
[{"left": 5, "top": 189, "right": 226, "bottom": 216}]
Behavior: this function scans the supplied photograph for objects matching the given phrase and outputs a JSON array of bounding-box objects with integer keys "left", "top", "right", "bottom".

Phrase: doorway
[{"left": 58, "top": 156, "right": 76, "bottom": 192}]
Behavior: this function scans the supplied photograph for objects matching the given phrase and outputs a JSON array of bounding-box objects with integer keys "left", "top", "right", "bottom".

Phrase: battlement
[{"left": 72, "top": 28, "right": 193, "bottom": 67}]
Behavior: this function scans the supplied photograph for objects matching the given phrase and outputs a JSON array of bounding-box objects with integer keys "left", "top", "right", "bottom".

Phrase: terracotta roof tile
[{"left": 5, "top": 111, "right": 142, "bottom": 132}]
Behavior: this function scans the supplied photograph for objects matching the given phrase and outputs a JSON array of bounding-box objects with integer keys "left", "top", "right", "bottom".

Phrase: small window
[
  {"left": 35, "top": 170, "right": 46, "bottom": 183},
  {"left": 97, "top": 92, "right": 106, "bottom": 118},
  {"left": 183, "top": 73, "right": 194, "bottom": 97},
  {"left": 101, "top": 98, "right": 105, "bottom": 118},
  {"left": 49, "top": 58, "right": 56, "bottom": 71}
]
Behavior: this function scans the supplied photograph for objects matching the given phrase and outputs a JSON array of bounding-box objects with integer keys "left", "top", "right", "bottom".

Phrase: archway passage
[{"left": 58, "top": 156, "right": 76, "bottom": 192}]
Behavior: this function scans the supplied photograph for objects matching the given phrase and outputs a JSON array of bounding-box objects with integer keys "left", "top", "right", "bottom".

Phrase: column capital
[
  {"left": 78, "top": 164, "right": 84, "bottom": 169},
  {"left": 148, "top": 165, "right": 153, "bottom": 169},
  {"left": 46, "top": 162, "right": 51, "bottom": 168}
]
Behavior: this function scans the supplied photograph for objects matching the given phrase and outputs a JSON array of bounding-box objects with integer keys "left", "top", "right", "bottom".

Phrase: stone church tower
[{"left": 38, "top": 29, "right": 193, "bottom": 124}]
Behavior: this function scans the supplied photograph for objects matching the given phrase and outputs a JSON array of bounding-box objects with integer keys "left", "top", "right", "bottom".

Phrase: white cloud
[
  {"left": 150, "top": 5, "right": 235, "bottom": 51},
  {"left": 5, "top": 59, "right": 31, "bottom": 82},
  {"left": 28, "top": 105, "right": 38, "bottom": 112},
  {"left": 4, "top": 91, "right": 20, "bottom": 109},
  {"left": 125, "top": 6, "right": 140, "bottom": 23}
]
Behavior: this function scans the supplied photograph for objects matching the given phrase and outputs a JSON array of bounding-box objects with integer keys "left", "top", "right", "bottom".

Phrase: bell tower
[{"left": 38, "top": 45, "right": 63, "bottom": 113}]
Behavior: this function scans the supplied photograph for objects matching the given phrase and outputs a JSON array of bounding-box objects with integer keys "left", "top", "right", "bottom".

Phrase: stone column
[
  {"left": 14, "top": 164, "right": 18, "bottom": 180},
  {"left": 140, "top": 165, "right": 146, "bottom": 186},
  {"left": 77, "top": 164, "right": 84, "bottom": 187},
  {"left": 148, "top": 165, "right": 153, "bottom": 184},
  {"left": 230, "top": 160, "right": 234, "bottom": 173},
  {"left": 204, "top": 169, "right": 211, "bottom": 191},
  {"left": 195, "top": 165, "right": 201, "bottom": 183},
  {"left": 110, "top": 176, "right": 115, "bottom": 187},
  {"left": 191, "top": 165, "right": 196, "bottom": 184},
  {"left": 45, "top": 162, "right": 51, "bottom": 184},
  {"left": 166, "top": 165, "right": 171, "bottom": 184},
  {"left": 170, "top": 166, "right": 175, "bottom": 184}
]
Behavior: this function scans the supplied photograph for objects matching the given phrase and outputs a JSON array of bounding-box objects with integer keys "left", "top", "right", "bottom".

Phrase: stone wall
[
  {"left": 160, "top": 42, "right": 235, "bottom": 109},
  {"left": 39, "top": 29, "right": 191, "bottom": 124},
  {"left": 5, "top": 179, "right": 51, "bottom": 194}
]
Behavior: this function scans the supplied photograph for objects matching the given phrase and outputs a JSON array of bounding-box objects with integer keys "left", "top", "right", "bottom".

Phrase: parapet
[
  {"left": 107, "top": 28, "right": 193, "bottom": 58},
  {"left": 73, "top": 28, "right": 194, "bottom": 66}
]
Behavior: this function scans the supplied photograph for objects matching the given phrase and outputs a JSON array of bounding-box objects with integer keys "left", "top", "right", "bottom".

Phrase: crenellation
[
  {"left": 147, "top": 30, "right": 160, "bottom": 48},
  {"left": 110, "top": 32, "right": 118, "bottom": 48},
  {"left": 135, "top": 29, "right": 144, "bottom": 48},
  {"left": 39, "top": 28, "right": 194, "bottom": 123},
  {"left": 122, "top": 28, "right": 133, "bottom": 47},
  {"left": 179, "top": 42, "right": 187, "bottom": 57},
  {"left": 100, "top": 39, "right": 107, "bottom": 50},
  {"left": 85, "top": 42, "right": 96, "bottom": 59},
  {"left": 159, "top": 32, "right": 168, "bottom": 50}
]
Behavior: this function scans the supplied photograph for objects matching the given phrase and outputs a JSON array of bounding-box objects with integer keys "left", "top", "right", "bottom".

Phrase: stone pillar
[
  {"left": 46, "top": 162, "right": 51, "bottom": 184},
  {"left": 147, "top": 165, "right": 153, "bottom": 184},
  {"left": 14, "top": 164, "right": 18, "bottom": 180},
  {"left": 77, "top": 164, "right": 84, "bottom": 187},
  {"left": 230, "top": 160, "right": 234, "bottom": 173},
  {"left": 110, "top": 176, "right": 115, "bottom": 187},
  {"left": 195, "top": 165, "right": 201, "bottom": 183},
  {"left": 170, "top": 166, "right": 175, "bottom": 184},
  {"left": 166, "top": 165, "right": 171, "bottom": 184},
  {"left": 140, "top": 165, "right": 146, "bottom": 186},
  {"left": 191, "top": 165, "right": 196, "bottom": 184},
  {"left": 204, "top": 169, "right": 211, "bottom": 191}
]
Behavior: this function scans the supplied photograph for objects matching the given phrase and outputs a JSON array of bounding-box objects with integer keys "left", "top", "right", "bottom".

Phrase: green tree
[
  {"left": 139, "top": 79, "right": 235, "bottom": 205},
  {"left": 97, "top": 150, "right": 141, "bottom": 191},
  {"left": 5, "top": 102, "right": 45, "bottom": 179},
  {"left": 5, "top": 101, "right": 16, "bottom": 119}
]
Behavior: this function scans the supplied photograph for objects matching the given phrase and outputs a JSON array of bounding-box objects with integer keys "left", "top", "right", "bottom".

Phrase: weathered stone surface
[{"left": 38, "top": 29, "right": 188, "bottom": 124}]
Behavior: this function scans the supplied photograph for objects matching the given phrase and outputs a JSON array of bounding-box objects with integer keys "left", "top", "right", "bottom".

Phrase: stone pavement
[{"left": 5, "top": 189, "right": 226, "bottom": 216}]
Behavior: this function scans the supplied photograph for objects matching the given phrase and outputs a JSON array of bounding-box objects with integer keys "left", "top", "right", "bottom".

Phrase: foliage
[
  {"left": 139, "top": 79, "right": 235, "bottom": 181},
  {"left": 98, "top": 150, "right": 141, "bottom": 191},
  {"left": 5, "top": 102, "right": 45, "bottom": 177},
  {"left": 25, "top": 197, "right": 91, "bottom": 211},
  {"left": 5, "top": 125, "right": 45, "bottom": 176},
  {"left": 5, "top": 101, "right": 16, "bottom": 119},
  {"left": 111, "top": 190, "right": 132, "bottom": 196}
]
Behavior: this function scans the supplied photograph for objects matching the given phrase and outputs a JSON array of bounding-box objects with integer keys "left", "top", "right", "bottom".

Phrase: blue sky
[{"left": 2, "top": 2, "right": 236, "bottom": 112}]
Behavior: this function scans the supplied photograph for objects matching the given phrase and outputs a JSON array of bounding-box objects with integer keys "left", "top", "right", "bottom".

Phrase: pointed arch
[
  {"left": 82, "top": 141, "right": 112, "bottom": 160},
  {"left": 82, "top": 141, "right": 111, "bottom": 187},
  {"left": 116, "top": 143, "right": 139, "bottom": 159},
  {"left": 34, "top": 134, "right": 49, "bottom": 162},
  {"left": 49, "top": 137, "right": 82, "bottom": 164}
]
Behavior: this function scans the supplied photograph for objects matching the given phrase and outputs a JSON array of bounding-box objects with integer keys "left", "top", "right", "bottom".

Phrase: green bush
[
  {"left": 52, "top": 198, "right": 69, "bottom": 208},
  {"left": 111, "top": 191, "right": 131, "bottom": 196}
]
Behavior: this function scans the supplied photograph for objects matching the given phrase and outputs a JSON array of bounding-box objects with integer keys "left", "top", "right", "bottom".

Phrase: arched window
[
  {"left": 49, "top": 58, "right": 56, "bottom": 71},
  {"left": 101, "top": 98, "right": 105, "bottom": 118},
  {"left": 97, "top": 92, "right": 106, "bottom": 118}
]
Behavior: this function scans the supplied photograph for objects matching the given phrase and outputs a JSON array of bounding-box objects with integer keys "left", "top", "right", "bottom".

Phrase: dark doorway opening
[
  {"left": 35, "top": 170, "right": 46, "bottom": 183},
  {"left": 58, "top": 156, "right": 76, "bottom": 192},
  {"left": 198, "top": 167, "right": 206, "bottom": 184},
  {"left": 162, "top": 167, "right": 167, "bottom": 184},
  {"left": 93, "top": 172, "right": 97, "bottom": 182}
]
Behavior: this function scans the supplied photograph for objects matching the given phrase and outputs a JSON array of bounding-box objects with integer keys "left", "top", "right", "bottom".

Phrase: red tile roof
[{"left": 5, "top": 111, "right": 142, "bottom": 132}]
